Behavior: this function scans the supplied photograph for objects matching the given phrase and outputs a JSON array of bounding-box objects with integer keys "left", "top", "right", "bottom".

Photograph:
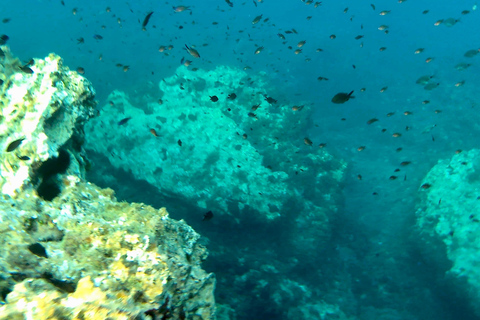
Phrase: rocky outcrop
[
  {"left": 0, "top": 46, "right": 216, "bottom": 319},
  {"left": 416, "top": 149, "right": 480, "bottom": 316}
]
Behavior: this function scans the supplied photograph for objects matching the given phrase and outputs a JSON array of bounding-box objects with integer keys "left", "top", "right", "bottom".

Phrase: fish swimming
[{"left": 331, "top": 91, "right": 354, "bottom": 104}]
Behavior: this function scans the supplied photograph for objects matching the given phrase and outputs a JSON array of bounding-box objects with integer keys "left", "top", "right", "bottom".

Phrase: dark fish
[
  {"left": 0, "top": 79, "right": 3, "bottom": 86},
  {"left": 226, "top": 0, "right": 234, "bottom": 7},
  {"left": 177, "top": 139, "right": 182, "bottom": 146},
  {"left": 203, "top": 210, "right": 213, "bottom": 221},
  {"left": 17, "top": 155, "right": 30, "bottom": 161},
  {"left": 0, "top": 48, "right": 4, "bottom": 58},
  {"left": 6, "top": 138, "right": 25, "bottom": 152},
  {"left": 264, "top": 96, "right": 277, "bottom": 104},
  {"left": 355, "top": 35, "right": 364, "bottom": 40},
  {"left": 227, "top": 93, "right": 237, "bottom": 100},
  {"left": 28, "top": 243, "right": 48, "bottom": 258},
  {"left": 118, "top": 117, "right": 132, "bottom": 125},
  {"left": 210, "top": 96, "right": 219, "bottom": 102},
  {"left": 367, "top": 118, "right": 378, "bottom": 124},
  {"left": 142, "top": 11, "right": 154, "bottom": 29},
  {"left": 331, "top": 90, "right": 354, "bottom": 104},
  {"left": 0, "top": 34, "right": 9, "bottom": 45},
  {"left": 2, "top": 18, "right": 11, "bottom": 23},
  {"left": 93, "top": 34, "right": 103, "bottom": 40},
  {"left": 18, "top": 65, "right": 33, "bottom": 74},
  {"left": 421, "top": 183, "right": 432, "bottom": 189},
  {"left": 77, "top": 37, "right": 84, "bottom": 44},
  {"left": 185, "top": 44, "right": 200, "bottom": 58}
]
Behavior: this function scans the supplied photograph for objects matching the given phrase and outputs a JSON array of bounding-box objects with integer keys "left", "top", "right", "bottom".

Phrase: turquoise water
[{"left": 3, "top": 1, "right": 480, "bottom": 319}]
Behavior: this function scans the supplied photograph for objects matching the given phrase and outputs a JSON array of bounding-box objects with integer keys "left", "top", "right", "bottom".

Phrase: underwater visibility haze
[{"left": 1, "top": 0, "right": 480, "bottom": 319}]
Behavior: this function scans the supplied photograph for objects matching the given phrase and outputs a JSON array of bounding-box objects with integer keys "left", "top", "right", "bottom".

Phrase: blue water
[{"left": 4, "top": 0, "right": 480, "bottom": 319}]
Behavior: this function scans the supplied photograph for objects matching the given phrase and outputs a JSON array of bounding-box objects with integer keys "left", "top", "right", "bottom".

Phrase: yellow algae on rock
[{"left": 0, "top": 47, "right": 216, "bottom": 319}]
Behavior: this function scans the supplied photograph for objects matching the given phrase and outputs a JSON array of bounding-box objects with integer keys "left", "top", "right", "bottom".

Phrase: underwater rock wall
[
  {"left": 84, "top": 65, "right": 347, "bottom": 319},
  {"left": 0, "top": 47, "right": 216, "bottom": 319},
  {"left": 0, "top": 46, "right": 96, "bottom": 197},
  {"left": 85, "top": 64, "right": 345, "bottom": 225},
  {"left": 415, "top": 149, "right": 480, "bottom": 316}
]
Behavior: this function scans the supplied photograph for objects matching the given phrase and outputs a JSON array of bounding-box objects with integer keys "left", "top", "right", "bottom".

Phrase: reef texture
[
  {"left": 415, "top": 149, "right": 480, "bottom": 316},
  {"left": 0, "top": 47, "right": 215, "bottom": 319},
  {"left": 0, "top": 46, "right": 96, "bottom": 197},
  {"left": 85, "top": 65, "right": 346, "bottom": 319},
  {"left": 85, "top": 65, "right": 345, "bottom": 225},
  {"left": 0, "top": 181, "right": 215, "bottom": 320}
]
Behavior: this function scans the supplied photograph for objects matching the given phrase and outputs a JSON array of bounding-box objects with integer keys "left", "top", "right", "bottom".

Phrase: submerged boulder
[
  {"left": 416, "top": 149, "right": 480, "bottom": 316},
  {"left": 0, "top": 47, "right": 216, "bottom": 319}
]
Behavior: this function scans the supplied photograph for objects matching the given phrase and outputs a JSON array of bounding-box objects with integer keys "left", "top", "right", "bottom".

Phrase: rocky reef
[
  {"left": 415, "top": 149, "right": 480, "bottom": 316},
  {"left": 84, "top": 65, "right": 347, "bottom": 319},
  {"left": 0, "top": 47, "right": 215, "bottom": 319}
]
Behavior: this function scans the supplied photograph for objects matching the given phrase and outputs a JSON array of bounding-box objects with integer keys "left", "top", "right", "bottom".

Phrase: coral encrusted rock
[
  {"left": 415, "top": 149, "right": 480, "bottom": 316},
  {"left": 0, "top": 47, "right": 216, "bottom": 319}
]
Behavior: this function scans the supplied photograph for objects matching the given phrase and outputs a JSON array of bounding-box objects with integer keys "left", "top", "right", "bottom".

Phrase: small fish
[
  {"left": 317, "top": 76, "right": 329, "bottom": 81},
  {"left": 142, "top": 11, "right": 154, "bottom": 30},
  {"left": 173, "top": 6, "right": 190, "bottom": 13},
  {"left": 380, "top": 86, "right": 388, "bottom": 92},
  {"left": 254, "top": 46, "right": 264, "bottom": 54},
  {"left": 421, "top": 183, "right": 432, "bottom": 189},
  {"left": 378, "top": 25, "right": 389, "bottom": 30},
  {"left": 403, "top": 111, "right": 413, "bottom": 115},
  {"left": 331, "top": 90, "right": 354, "bottom": 104},
  {"left": 355, "top": 35, "right": 364, "bottom": 40},
  {"left": 379, "top": 10, "right": 391, "bottom": 15},
  {"left": 422, "top": 10, "right": 429, "bottom": 14},
  {"left": 277, "top": 33, "right": 285, "bottom": 40},
  {"left": 0, "top": 34, "right": 8, "bottom": 45},
  {"left": 210, "top": 96, "right": 219, "bottom": 102},
  {"left": 118, "top": 117, "right": 132, "bottom": 125},
  {"left": 150, "top": 129, "right": 159, "bottom": 137},
  {"left": 330, "top": 34, "right": 336, "bottom": 39},
  {"left": 2, "top": 18, "right": 11, "bottom": 23},
  {"left": 304, "top": 138, "right": 313, "bottom": 146},
  {"left": 203, "top": 210, "right": 214, "bottom": 221},
  {"left": 455, "top": 80, "right": 465, "bottom": 87},
  {"left": 178, "top": 139, "right": 182, "bottom": 146},
  {"left": 76, "top": 67, "right": 85, "bottom": 74},
  {"left": 6, "top": 138, "right": 25, "bottom": 152},
  {"left": 357, "top": 146, "right": 366, "bottom": 151},
  {"left": 252, "top": 14, "right": 263, "bottom": 24},
  {"left": 357, "top": 174, "right": 362, "bottom": 180},
  {"left": 464, "top": 49, "right": 480, "bottom": 57},
  {"left": 185, "top": 44, "right": 200, "bottom": 58},
  {"left": 93, "top": 34, "right": 103, "bottom": 40},
  {"left": 367, "top": 118, "right": 378, "bottom": 125},
  {"left": 318, "top": 143, "right": 327, "bottom": 148},
  {"left": 434, "top": 19, "right": 444, "bottom": 26},
  {"left": 294, "top": 49, "right": 302, "bottom": 54},
  {"left": 19, "top": 65, "right": 33, "bottom": 74},
  {"left": 400, "top": 161, "right": 411, "bottom": 166},
  {"left": 425, "top": 57, "right": 434, "bottom": 63},
  {"left": 227, "top": 93, "right": 237, "bottom": 100},
  {"left": 414, "top": 48, "right": 424, "bottom": 54},
  {"left": 264, "top": 96, "right": 277, "bottom": 104},
  {"left": 226, "top": 0, "right": 234, "bottom": 7},
  {"left": 17, "top": 155, "right": 30, "bottom": 161},
  {"left": 371, "top": 4, "right": 376, "bottom": 10},
  {"left": 297, "top": 40, "right": 306, "bottom": 47},
  {"left": 389, "top": 175, "right": 398, "bottom": 180},
  {"left": 77, "top": 37, "right": 84, "bottom": 44},
  {"left": 392, "top": 133, "right": 402, "bottom": 137}
]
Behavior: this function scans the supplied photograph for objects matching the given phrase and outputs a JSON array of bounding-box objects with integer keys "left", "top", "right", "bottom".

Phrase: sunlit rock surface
[
  {"left": 0, "top": 46, "right": 95, "bottom": 197},
  {"left": 416, "top": 149, "right": 480, "bottom": 316},
  {"left": 0, "top": 47, "right": 216, "bottom": 319}
]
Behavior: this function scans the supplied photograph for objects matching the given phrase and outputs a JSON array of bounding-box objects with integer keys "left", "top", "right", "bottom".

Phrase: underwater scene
[{"left": 0, "top": 0, "right": 480, "bottom": 319}]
